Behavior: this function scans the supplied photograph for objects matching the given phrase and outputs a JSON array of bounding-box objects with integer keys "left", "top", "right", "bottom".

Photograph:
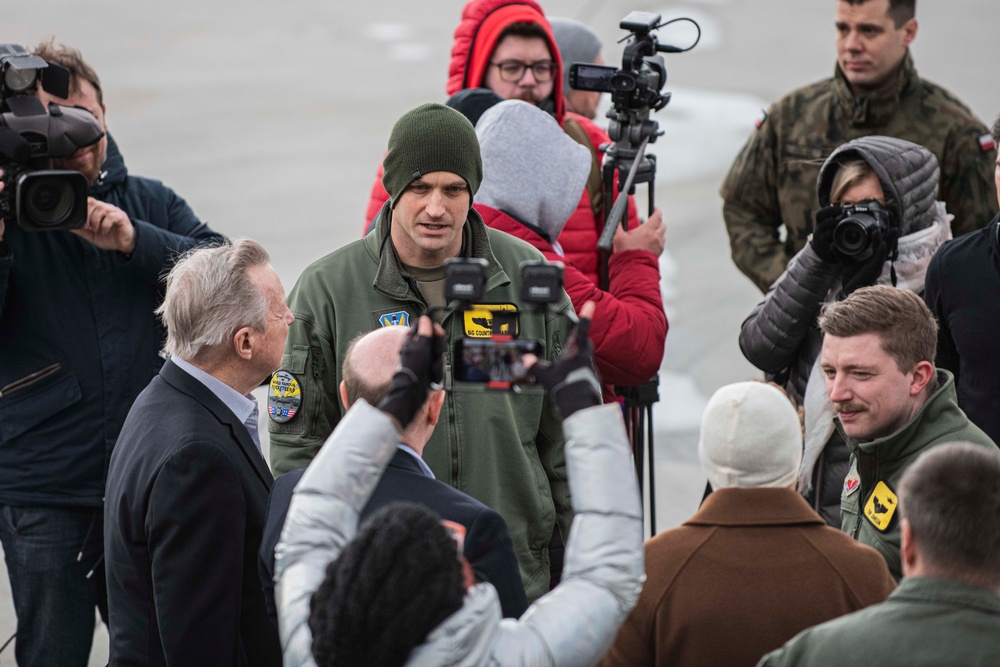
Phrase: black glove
[
  {"left": 838, "top": 227, "right": 897, "bottom": 297},
  {"left": 377, "top": 319, "right": 444, "bottom": 427},
  {"left": 810, "top": 204, "right": 842, "bottom": 263},
  {"left": 528, "top": 315, "right": 602, "bottom": 418}
]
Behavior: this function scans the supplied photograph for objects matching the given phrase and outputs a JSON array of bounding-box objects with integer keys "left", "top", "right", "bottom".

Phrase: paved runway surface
[{"left": 4, "top": 1, "right": 998, "bottom": 663}]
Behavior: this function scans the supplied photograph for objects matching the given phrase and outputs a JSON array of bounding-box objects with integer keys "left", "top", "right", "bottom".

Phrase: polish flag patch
[{"left": 978, "top": 134, "right": 995, "bottom": 152}]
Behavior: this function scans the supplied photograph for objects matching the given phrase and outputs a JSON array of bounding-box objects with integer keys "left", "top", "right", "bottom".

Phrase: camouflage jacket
[{"left": 721, "top": 53, "right": 997, "bottom": 292}]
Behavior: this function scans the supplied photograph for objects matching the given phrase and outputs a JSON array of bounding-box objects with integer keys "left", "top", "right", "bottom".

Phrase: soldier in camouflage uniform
[{"left": 722, "top": 0, "right": 998, "bottom": 292}]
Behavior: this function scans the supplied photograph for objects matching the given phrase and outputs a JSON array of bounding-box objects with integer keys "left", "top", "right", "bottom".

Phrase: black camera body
[
  {"left": 568, "top": 11, "right": 672, "bottom": 148},
  {"left": 445, "top": 258, "right": 565, "bottom": 389},
  {"left": 833, "top": 199, "right": 894, "bottom": 261},
  {"left": 0, "top": 43, "right": 104, "bottom": 231}
]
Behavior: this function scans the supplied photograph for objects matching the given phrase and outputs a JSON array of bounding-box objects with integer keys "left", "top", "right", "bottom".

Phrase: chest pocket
[{"left": 0, "top": 365, "right": 83, "bottom": 441}]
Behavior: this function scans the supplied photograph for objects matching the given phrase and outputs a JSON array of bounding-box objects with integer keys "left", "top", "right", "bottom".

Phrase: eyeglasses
[{"left": 490, "top": 60, "right": 556, "bottom": 83}]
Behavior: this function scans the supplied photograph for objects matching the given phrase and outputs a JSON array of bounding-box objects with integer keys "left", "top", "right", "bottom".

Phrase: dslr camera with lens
[
  {"left": 0, "top": 43, "right": 105, "bottom": 231},
  {"left": 444, "top": 258, "right": 566, "bottom": 390},
  {"left": 832, "top": 199, "right": 893, "bottom": 261}
]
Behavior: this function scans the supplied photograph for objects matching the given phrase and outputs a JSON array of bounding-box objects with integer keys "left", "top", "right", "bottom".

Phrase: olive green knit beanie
[{"left": 382, "top": 103, "right": 483, "bottom": 209}]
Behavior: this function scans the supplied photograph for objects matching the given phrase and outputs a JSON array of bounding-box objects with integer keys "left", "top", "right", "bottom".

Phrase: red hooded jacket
[
  {"left": 477, "top": 204, "right": 666, "bottom": 402},
  {"left": 363, "top": 0, "right": 639, "bottom": 285}
]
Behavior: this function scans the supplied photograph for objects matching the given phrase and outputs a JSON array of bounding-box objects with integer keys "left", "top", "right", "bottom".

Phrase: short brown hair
[
  {"left": 818, "top": 285, "right": 938, "bottom": 374},
  {"left": 496, "top": 21, "right": 552, "bottom": 46},
  {"left": 899, "top": 442, "right": 1000, "bottom": 585},
  {"left": 841, "top": 0, "right": 915, "bottom": 28},
  {"left": 32, "top": 38, "right": 103, "bottom": 106}
]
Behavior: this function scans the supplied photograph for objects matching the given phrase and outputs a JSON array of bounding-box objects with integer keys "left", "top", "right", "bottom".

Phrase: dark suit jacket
[
  {"left": 104, "top": 359, "right": 282, "bottom": 667},
  {"left": 260, "top": 447, "right": 528, "bottom": 620}
]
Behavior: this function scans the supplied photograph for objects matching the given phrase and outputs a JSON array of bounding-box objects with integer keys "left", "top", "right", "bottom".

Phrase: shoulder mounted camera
[{"left": 0, "top": 43, "right": 105, "bottom": 231}]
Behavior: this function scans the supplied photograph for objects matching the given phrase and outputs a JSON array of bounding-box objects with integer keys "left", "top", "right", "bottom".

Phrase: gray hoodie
[{"left": 476, "top": 100, "right": 592, "bottom": 245}]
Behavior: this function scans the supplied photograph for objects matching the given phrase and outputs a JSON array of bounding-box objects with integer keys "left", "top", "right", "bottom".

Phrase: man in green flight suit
[
  {"left": 816, "top": 286, "right": 995, "bottom": 580},
  {"left": 760, "top": 442, "right": 1000, "bottom": 666},
  {"left": 722, "top": 0, "right": 997, "bottom": 292},
  {"left": 267, "top": 103, "right": 574, "bottom": 603}
]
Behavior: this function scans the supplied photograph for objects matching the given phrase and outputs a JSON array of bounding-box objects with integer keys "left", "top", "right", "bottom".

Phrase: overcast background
[{"left": 4, "top": 1, "right": 999, "bottom": 663}]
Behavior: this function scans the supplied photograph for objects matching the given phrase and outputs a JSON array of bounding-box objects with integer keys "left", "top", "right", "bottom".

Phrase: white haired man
[{"left": 104, "top": 239, "right": 290, "bottom": 666}]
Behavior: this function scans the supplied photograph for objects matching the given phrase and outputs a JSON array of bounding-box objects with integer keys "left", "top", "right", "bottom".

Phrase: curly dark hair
[{"left": 309, "top": 503, "right": 466, "bottom": 667}]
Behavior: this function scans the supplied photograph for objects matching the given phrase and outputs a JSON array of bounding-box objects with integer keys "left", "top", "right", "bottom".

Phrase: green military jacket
[
  {"left": 839, "top": 371, "right": 996, "bottom": 580},
  {"left": 759, "top": 577, "right": 1000, "bottom": 666},
  {"left": 269, "top": 202, "right": 573, "bottom": 602},
  {"left": 722, "top": 53, "right": 998, "bottom": 292}
]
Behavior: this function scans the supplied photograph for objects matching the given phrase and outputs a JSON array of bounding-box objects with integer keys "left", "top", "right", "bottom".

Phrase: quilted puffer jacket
[
  {"left": 739, "top": 136, "right": 946, "bottom": 525},
  {"left": 275, "top": 400, "right": 644, "bottom": 667}
]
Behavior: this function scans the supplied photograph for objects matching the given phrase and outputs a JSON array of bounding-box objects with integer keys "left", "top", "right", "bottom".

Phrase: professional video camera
[
  {"left": 443, "top": 257, "right": 565, "bottom": 389},
  {"left": 567, "top": 11, "right": 699, "bottom": 255},
  {"left": 832, "top": 199, "right": 894, "bottom": 261},
  {"left": 0, "top": 43, "right": 104, "bottom": 231},
  {"left": 567, "top": 12, "right": 700, "bottom": 535}
]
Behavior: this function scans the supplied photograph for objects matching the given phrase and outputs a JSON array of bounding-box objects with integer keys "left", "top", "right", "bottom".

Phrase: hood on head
[
  {"left": 447, "top": 0, "right": 565, "bottom": 122},
  {"left": 475, "top": 100, "right": 590, "bottom": 240},
  {"left": 817, "top": 136, "right": 940, "bottom": 237}
]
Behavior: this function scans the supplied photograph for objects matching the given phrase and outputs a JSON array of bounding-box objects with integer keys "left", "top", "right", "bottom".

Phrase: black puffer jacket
[
  {"left": 0, "top": 135, "right": 224, "bottom": 508},
  {"left": 739, "top": 136, "right": 942, "bottom": 525}
]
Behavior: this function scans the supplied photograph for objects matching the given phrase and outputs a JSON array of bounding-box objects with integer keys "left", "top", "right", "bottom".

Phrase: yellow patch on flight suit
[
  {"left": 863, "top": 481, "right": 898, "bottom": 532},
  {"left": 463, "top": 303, "right": 519, "bottom": 338}
]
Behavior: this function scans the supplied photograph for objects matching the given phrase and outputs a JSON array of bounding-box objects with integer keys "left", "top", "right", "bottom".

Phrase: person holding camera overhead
[
  {"left": 0, "top": 41, "right": 222, "bottom": 667},
  {"left": 738, "top": 135, "right": 952, "bottom": 528},
  {"left": 268, "top": 102, "right": 574, "bottom": 604}
]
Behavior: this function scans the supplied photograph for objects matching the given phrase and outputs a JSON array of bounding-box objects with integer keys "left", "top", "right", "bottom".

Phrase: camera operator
[
  {"left": 475, "top": 99, "right": 666, "bottom": 401},
  {"left": 738, "top": 136, "right": 952, "bottom": 528},
  {"left": 362, "top": 0, "right": 641, "bottom": 288},
  {"left": 0, "top": 40, "right": 222, "bottom": 666},
  {"left": 274, "top": 305, "right": 644, "bottom": 667}
]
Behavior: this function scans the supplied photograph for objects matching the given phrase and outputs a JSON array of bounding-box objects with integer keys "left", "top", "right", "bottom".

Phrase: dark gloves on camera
[
  {"left": 838, "top": 226, "right": 898, "bottom": 297},
  {"left": 528, "top": 315, "right": 602, "bottom": 419},
  {"left": 377, "top": 318, "right": 446, "bottom": 428},
  {"left": 810, "top": 204, "right": 842, "bottom": 263}
]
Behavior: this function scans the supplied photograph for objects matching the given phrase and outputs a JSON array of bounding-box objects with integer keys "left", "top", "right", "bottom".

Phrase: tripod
[{"left": 598, "top": 103, "right": 664, "bottom": 537}]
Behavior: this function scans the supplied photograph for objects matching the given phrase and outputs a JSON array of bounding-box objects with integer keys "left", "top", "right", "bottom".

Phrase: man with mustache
[{"left": 817, "top": 286, "right": 995, "bottom": 579}]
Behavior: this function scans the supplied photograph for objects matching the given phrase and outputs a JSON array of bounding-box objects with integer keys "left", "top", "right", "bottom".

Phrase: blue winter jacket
[{"left": 0, "top": 136, "right": 225, "bottom": 507}]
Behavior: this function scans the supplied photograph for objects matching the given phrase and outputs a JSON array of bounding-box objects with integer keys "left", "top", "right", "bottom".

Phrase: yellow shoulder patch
[
  {"left": 863, "top": 481, "right": 898, "bottom": 532},
  {"left": 463, "top": 303, "right": 519, "bottom": 338}
]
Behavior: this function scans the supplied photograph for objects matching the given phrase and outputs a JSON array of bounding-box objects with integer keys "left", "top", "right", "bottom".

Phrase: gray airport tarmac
[{"left": 3, "top": 1, "right": 999, "bottom": 663}]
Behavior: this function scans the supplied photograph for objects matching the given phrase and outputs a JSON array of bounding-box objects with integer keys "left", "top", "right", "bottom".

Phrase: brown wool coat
[{"left": 600, "top": 487, "right": 896, "bottom": 667}]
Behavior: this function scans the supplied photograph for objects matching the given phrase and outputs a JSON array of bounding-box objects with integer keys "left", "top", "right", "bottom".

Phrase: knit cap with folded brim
[
  {"left": 382, "top": 103, "right": 484, "bottom": 209},
  {"left": 698, "top": 382, "right": 803, "bottom": 491}
]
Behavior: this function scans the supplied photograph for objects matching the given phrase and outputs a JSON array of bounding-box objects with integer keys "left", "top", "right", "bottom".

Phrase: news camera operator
[
  {"left": 0, "top": 41, "right": 223, "bottom": 667},
  {"left": 274, "top": 304, "right": 644, "bottom": 667},
  {"left": 738, "top": 136, "right": 951, "bottom": 528}
]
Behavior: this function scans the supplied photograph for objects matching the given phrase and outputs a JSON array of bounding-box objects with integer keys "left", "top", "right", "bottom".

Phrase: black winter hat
[{"left": 382, "top": 103, "right": 484, "bottom": 209}]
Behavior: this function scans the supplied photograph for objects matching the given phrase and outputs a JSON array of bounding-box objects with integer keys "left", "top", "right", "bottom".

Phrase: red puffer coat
[
  {"left": 363, "top": 0, "right": 638, "bottom": 285},
  {"left": 478, "top": 204, "right": 666, "bottom": 402}
]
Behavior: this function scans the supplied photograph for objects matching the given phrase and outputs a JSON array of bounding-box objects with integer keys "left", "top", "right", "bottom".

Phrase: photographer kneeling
[
  {"left": 739, "top": 136, "right": 952, "bottom": 526},
  {"left": 274, "top": 303, "right": 644, "bottom": 667}
]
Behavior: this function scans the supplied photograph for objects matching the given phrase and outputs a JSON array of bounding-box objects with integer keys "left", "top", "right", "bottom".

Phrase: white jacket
[{"left": 275, "top": 400, "right": 644, "bottom": 667}]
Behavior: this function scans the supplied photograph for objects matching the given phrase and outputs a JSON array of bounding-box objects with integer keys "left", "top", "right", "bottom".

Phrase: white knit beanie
[{"left": 698, "top": 382, "right": 803, "bottom": 490}]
